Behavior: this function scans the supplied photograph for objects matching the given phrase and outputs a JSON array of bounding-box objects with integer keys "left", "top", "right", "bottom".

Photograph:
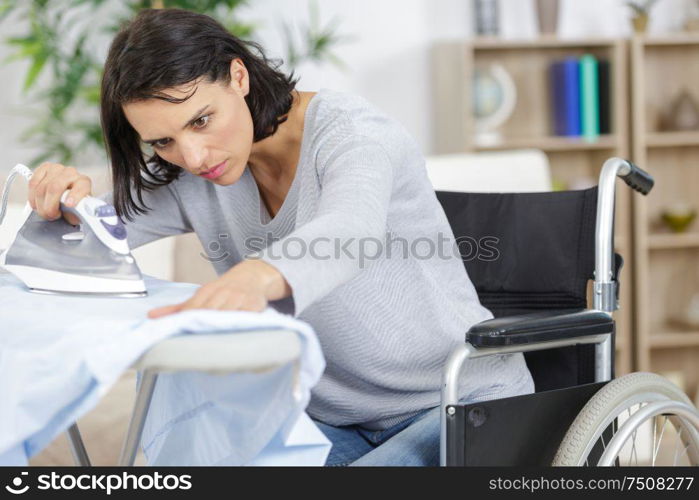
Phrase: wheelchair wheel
[{"left": 553, "top": 372, "right": 699, "bottom": 466}]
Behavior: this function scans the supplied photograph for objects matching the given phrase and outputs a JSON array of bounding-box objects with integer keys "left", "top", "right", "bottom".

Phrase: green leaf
[
  {"left": 19, "top": 121, "right": 50, "bottom": 142},
  {"left": 23, "top": 53, "right": 47, "bottom": 90},
  {"left": 226, "top": 21, "right": 255, "bottom": 38},
  {"left": 0, "top": 1, "right": 19, "bottom": 22},
  {"left": 6, "top": 35, "right": 37, "bottom": 46},
  {"left": 326, "top": 53, "right": 346, "bottom": 70},
  {"left": 71, "top": 0, "right": 109, "bottom": 7},
  {"left": 80, "top": 84, "right": 101, "bottom": 105}
]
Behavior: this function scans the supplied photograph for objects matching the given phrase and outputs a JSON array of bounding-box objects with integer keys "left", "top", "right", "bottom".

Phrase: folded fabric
[
  {"left": 248, "top": 411, "right": 331, "bottom": 466},
  {"left": 0, "top": 271, "right": 328, "bottom": 465}
]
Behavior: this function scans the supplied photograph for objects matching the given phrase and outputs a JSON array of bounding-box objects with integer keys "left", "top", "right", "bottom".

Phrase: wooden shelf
[
  {"left": 472, "top": 36, "right": 620, "bottom": 50},
  {"left": 648, "top": 232, "right": 699, "bottom": 250},
  {"left": 474, "top": 135, "right": 618, "bottom": 152},
  {"left": 645, "top": 131, "right": 699, "bottom": 148},
  {"left": 650, "top": 331, "right": 699, "bottom": 348},
  {"left": 638, "top": 33, "right": 699, "bottom": 47},
  {"left": 615, "top": 337, "right": 626, "bottom": 351},
  {"left": 631, "top": 34, "right": 699, "bottom": 395},
  {"left": 615, "top": 236, "right": 627, "bottom": 251}
]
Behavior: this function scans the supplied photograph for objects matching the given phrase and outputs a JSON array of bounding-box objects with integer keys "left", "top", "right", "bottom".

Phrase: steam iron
[{"left": 0, "top": 164, "right": 147, "bottom": 297}]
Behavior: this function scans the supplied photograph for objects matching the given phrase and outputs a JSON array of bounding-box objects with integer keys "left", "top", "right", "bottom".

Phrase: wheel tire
[{"left": 553, "top": 372, "right": 699, "bottom": 466}]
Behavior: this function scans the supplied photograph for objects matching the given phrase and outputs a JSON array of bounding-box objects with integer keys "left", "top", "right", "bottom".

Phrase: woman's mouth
[{"left": 200, "top": 161, "right": 226, "bottom": 180}]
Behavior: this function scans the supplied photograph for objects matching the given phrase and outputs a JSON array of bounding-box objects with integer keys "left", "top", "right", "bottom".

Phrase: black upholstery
[
  {"left": 436, "top": 187, "right": 619, "bottom": 392},
  {"left": 466, "top": 309, "right": 614, "bottom": 347}
]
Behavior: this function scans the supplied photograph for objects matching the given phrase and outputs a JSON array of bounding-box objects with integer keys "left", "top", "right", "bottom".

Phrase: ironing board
[
  {"left": 0, "top": 270, "right": 327, "bottom": 466},
  {"left": 68, "top": 328, "right": 302, "bottom": 466}
]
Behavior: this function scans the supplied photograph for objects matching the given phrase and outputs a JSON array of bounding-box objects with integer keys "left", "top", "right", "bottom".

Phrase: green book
[{"left": 579, "top": 54, "right": 600, "bottom": 141}]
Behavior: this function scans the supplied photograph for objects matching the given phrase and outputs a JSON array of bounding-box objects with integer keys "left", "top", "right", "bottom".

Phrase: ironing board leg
[
  {"left": 67, "top": 423, "right": 91, "bottom": 466},
  {"left": 119, "top": 370, "right": 158, "bottom": 466}
]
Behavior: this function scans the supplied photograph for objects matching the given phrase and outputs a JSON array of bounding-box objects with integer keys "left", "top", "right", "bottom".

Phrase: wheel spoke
[
  {"left": 653, "top": 416, "right": 668, "bottom": 463},
  {"left": 621, "top": 405, "right": 634, "bottom": 465},
  {"left": 682, "top": 441, "right": 690, "bottom": 465},
  {"left": 652, "top": 416, "right": 658, "bottom": 466},
  {"left": 673, "top": 425, "right": 683, "bottom": 466},
  {"left": 629, "top": 405, "right": 640, "bottom": 466}
]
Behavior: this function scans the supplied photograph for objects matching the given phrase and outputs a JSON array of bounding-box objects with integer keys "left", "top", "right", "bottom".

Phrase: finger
[
  {"left": 166, "top": 285, "right": 238, "bottom": 313},
  {"left": 62, "top": 177, "right": 93, "bottom": 225},
  {"left": 147, "top": 303, "right": 184, "bottom": 319},
  {"left": 188, "top": 284, "right": 225, "bottom": 306},
  {"left": 150, "top": 286, "right": 214, "bottom": 317},
  {"left": 178, "top": 289, "right": 224, "bottom": 312},
  {"left": 32, "top": 163, "right": 65, "bottom": 206},
  {"left": 43, "top": 167, "right": 81, "bottom": 220},
  {"left": 63, "top": 176, "right": 92, "bottom": 207},
  {"left": 27, "top": 165, "right": 50, "bottom": 211},
  {"left": 184, "top": 295, "right": 227, "bottom": 311}
]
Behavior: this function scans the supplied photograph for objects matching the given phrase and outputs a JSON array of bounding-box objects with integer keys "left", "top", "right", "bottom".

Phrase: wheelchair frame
[{"left": 440, "top": 157, "right": 649, "bottom": 466}]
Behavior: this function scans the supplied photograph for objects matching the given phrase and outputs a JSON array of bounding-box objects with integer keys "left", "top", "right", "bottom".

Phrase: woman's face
[{"left": 122, "top": 59, "right": 253, "bottom": 185}]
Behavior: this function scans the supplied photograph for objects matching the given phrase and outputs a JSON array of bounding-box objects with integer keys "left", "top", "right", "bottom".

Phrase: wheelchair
[{"left": 437, "top": 157, "right": 699, "bottom": 466}]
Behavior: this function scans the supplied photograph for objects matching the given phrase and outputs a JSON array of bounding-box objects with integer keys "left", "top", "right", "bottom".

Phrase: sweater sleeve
[
  {"left": 256, "top": 137, "right": 393, "bottom": 316},
  {"left": 100, "top": 182, "right": 193, "bottom": 250}
]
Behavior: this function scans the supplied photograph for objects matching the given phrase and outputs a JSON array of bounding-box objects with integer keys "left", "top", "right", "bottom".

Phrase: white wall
[{"left": 0, "top": 0, "right": 696, "bottom": 172}]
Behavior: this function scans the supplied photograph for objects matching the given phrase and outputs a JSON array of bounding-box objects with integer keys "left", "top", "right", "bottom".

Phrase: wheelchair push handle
[{"left": 619, "top": 161, "right": 654, "bottom": 195}]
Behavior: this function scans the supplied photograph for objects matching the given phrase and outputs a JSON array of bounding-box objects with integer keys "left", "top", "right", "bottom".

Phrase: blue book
[{"left": 549, "top": 59, "right": 581, "bottom": 136}]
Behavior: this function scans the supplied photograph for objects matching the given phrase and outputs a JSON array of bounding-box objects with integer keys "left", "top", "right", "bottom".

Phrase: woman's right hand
[{"left": 27, "top": 162, "right": 93, "bottom": 226}]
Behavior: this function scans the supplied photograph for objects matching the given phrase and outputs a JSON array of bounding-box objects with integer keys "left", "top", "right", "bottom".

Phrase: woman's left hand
[{"left": 147, "top": 259, "right": 290, "bottom": 319}]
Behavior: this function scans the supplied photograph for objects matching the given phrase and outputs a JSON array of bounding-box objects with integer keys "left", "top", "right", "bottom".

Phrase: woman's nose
[{"left": 180, "top": 140, "right": 207, "bottom": 172}]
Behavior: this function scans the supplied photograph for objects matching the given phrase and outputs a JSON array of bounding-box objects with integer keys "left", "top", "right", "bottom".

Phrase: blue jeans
[{"left": 312, "top": 405, "right": 441, "bottom": 466}]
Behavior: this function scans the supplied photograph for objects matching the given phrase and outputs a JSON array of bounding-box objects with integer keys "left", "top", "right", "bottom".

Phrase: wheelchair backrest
[
  {"left": 436, "top": 187, "right": 598, "bottom": 316},
  {"left": 436, "top": 187, "right": 606, "bottom": 391}
]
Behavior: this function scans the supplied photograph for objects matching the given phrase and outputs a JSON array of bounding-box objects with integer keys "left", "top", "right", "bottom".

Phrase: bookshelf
[
  {"left": 431, "top": 38, "right": 633, "bottom": 375},
  {"left": 630, "top": 34, "right": 699, "bottom": 397}
]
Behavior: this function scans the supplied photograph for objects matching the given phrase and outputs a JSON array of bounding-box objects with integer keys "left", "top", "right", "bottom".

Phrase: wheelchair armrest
[{"left": 466, "top": 309, "right": 613, "bottom": 347}]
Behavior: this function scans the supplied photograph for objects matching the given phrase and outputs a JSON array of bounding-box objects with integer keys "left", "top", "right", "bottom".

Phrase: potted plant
[
  {"left": 627, "top": 0, "right": 660, "bottom": 33},
  {"left": 0, "top": 0, "right": 349, "bottom": 167}
]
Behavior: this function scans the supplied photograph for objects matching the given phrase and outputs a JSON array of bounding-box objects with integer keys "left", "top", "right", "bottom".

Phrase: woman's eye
[
  {"left": 145, "top": 115, "right": 209, "bottom": 151},
  {"left": 193, "top": 115, "right": 210, "bottom": 128}
]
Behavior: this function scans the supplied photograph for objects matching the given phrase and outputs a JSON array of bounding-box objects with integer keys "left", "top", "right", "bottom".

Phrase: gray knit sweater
[{"left": 115, "top": 89, "right": 534, "bottom": 429}]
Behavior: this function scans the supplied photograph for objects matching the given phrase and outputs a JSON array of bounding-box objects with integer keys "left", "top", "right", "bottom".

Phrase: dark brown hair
[{"left": 101, "top": 8, "right": 297, "bottom": 219}]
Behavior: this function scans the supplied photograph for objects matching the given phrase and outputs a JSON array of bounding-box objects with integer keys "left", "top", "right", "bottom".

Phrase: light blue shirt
[{"left": 0, "top": 272, "right": 327, "bottom": 465}]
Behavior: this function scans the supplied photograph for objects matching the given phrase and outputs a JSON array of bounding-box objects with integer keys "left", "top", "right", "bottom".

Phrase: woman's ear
[{"left": 229, "top": 58, "right": 249, "bottom": 97}]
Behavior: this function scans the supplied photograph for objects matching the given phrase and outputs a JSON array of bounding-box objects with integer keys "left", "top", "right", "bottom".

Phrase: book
[
  {"left": 597, "top": 59, "right": 611, "bottom": 134},
  {"left": 579, "top": 54, "right": 600, "bottom": 140},
  {"left": 550, "top": 58, "right": 581, "bottom": 136}
]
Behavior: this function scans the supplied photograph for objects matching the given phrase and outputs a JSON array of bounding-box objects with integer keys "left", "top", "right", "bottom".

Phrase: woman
[{"left": 27, "top": 8, "right": 534, "bottom": 466}]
